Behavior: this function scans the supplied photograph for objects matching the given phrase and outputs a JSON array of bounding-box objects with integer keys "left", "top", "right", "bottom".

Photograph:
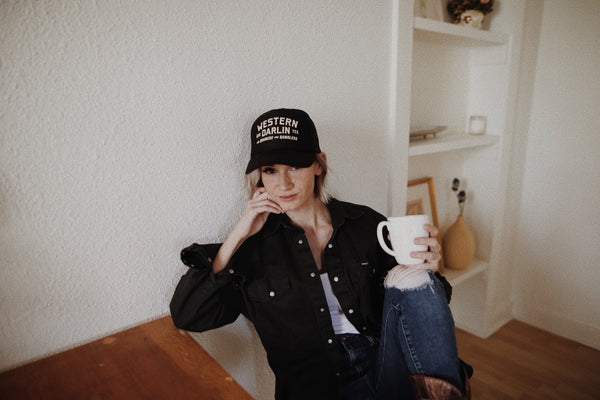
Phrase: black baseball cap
[{"left": 245, "top": 108, "right": 321, "bottom": 174}]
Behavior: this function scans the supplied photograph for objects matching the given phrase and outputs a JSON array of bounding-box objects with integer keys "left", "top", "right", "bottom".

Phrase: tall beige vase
[{"left": 442, "top": 216, "right": 475, "bottom": 270}]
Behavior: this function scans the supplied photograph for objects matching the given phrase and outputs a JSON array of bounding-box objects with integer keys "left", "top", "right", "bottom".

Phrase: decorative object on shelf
[
  {"left": 406, "top": 177, "right": 444, "bottom": 272},
  {"left": 414, "top": 0, "right": 444, "bottom": 21},
  {"left": 447, "top": 0, "right": 494, "bottom": 29},
  {"left": 409, "top": 125, "right": 447, "bottom": 141},
  {"left": 468, "top": 115, "right": 487, "bottom": 135},
  {"left": 442, "top": 178, "right": 475, "bottom": 270}
]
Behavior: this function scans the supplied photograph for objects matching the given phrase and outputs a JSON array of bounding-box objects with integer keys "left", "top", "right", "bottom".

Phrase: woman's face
[{"left": 260, "top": 162, "right": 323, "bottom": 212}]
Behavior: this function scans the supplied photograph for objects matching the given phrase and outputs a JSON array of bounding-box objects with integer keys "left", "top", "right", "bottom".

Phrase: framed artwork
[
  {"left": 414, "top": 0, "right": 444, "bottom": 21},
  {"left": 406, "top": 177, "right": 444, "bottom": 272}
]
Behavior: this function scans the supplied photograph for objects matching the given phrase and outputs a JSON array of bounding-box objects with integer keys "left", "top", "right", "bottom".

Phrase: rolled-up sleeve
[{"left": 170, "top": 243, "right": 244, "bottom": 332}]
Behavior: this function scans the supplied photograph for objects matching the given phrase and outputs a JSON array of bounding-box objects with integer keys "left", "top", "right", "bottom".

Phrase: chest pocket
[{"left": 246, "top": 276, "right": 291, "bottom": 302}]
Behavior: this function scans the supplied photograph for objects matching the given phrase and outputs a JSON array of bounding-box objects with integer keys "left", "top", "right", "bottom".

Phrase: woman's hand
[
  {"left": 233, "top": 188, "right": 284, "bottom": 239},
  {"left": 212, "top": 188, "right": 283, "bottom": 273},
  {"left": 408, "top": 224, "right": 442, "bottom": 272}
]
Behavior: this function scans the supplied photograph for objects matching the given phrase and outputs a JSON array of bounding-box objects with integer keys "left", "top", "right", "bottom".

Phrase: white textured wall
[
  {"left": 511, "top": 0, "right": 600, "bottom": 349},
  {"left": 0, "top": 0, "right": 393, "bottom": 397}
]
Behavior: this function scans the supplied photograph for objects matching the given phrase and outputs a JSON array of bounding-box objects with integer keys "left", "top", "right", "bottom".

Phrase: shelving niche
[{"left": 403, "top": 3, "right": 525, "bottom": 338}]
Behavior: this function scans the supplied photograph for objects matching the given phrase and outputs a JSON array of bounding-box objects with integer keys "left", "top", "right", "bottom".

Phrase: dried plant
[
  {"left": 452, "top": 178, "right": 467, "bottom": 216},
  {"left": 447, "top": 0, "right": 495, "bottom": 23}
]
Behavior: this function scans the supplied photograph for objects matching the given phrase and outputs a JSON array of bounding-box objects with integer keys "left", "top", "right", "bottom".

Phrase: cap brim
[{"left": 245, "top": 151, "right": 316, "bottom": 174}]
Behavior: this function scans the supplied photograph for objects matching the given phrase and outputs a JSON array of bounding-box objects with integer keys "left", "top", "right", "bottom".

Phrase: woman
[{"left": 170, "top": 108, "right": 470, "bottom": 399}]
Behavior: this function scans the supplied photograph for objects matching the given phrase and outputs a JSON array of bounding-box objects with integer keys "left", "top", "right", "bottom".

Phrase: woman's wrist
[{"left": 212, "top": 232, "right": 246, "bottom": 273}]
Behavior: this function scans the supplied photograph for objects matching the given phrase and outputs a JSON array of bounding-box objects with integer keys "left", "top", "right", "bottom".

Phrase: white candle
[{"left": 469, "top": 115, "right": 487, "bottom": 135}]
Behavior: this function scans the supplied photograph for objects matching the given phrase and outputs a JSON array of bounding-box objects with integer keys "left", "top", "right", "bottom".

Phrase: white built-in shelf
[
  {"left": 413, "top": 17, "right": 508, "bottom": 46},
  {"left": 409, "top": 133, "right": 499, "bottom": 157},
  {"left": 444, "top": 258, "right": 488, "bottom": 287}
]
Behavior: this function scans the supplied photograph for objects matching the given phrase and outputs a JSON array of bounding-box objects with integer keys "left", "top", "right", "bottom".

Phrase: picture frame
[
  {"left": 414, "top": 0, "right": 444, "bottom": 21},
  {"left": 406, "top": 177, "right": 445, "bottom": 272}
]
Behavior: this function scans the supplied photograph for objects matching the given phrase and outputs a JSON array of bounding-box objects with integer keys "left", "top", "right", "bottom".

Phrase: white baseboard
[{"left": 514, "top": 306, "right": 600, "bottom": 350}]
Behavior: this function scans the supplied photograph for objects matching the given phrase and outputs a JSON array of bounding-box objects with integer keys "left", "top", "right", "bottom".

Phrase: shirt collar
[{"left": 260, "top": 198, "right": 367, "bottom": 237}]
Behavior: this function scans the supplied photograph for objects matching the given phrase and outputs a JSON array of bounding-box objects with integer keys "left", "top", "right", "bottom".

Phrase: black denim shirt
[{"left": 170, "top": 199, "right": 450, "bottom": 400}]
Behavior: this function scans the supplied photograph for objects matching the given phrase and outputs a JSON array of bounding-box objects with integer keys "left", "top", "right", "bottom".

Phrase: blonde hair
[{"left": 245, "top": 153, "right": 331, "bottom": 204}]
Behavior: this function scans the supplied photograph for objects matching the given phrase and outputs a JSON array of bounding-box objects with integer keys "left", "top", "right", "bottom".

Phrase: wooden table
[{"left": 0, "top": 316, "right": 253, "bottom": 399}]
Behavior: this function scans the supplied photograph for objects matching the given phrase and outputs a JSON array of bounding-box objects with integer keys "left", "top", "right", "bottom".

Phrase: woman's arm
[
  {"left": 170, "top": 244, "right": 240, "bottom": 332},
  {"left": 170, "top": 188, "right": 283, "bottom": 331},
  {"left": 170, "top": 243, "right": 243, "bottom": 332},
  {"left": 212, "top": 188, "right": 283, "bottom": 273}
]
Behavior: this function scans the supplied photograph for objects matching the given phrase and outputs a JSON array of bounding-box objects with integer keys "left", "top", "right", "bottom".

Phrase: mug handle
[{"left": 376, "top": 221, "right": 396, "bottom": 257}]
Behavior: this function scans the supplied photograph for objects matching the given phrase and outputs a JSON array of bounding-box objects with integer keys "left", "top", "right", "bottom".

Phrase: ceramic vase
[
  {"left": 458, "top": 10, "right": 485, "bottom": 29},
  {"left": 442, "top": 215, "right": 475, "bottom": 270}
]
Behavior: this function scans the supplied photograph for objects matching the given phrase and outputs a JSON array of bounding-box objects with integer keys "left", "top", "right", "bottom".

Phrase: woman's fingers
[
  {"left": 416, "top": 238, "right": 441, "bottom": 253},
  {"left": 414, "top": 236, "right": 441, "bottom": 251},
  {"left": 423, "top": 223, "right": 439, "bottom": 237},
  {"left": 410, "top": 225, "right": 441, "bottom": 272},
  {"left": 248, "top": 191, "right": 283, "bottom": 214},
  {"left": 252, "top": 189, "right": 264, "bottom": 199}
]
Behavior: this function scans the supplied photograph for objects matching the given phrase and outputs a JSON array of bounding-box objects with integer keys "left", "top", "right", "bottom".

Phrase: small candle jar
[{"left": 468, "top": 115, "right": 487, "bottom": 135}]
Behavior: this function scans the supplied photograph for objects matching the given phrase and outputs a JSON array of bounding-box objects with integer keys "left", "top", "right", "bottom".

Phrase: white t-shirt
[{"left": 320, "top": 273, "right": 359, "bottom": 335}]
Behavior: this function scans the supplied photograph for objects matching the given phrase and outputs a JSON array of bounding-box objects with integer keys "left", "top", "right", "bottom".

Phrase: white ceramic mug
[{"left": 376, "top": 215, "right": 430, "bottom": 265}]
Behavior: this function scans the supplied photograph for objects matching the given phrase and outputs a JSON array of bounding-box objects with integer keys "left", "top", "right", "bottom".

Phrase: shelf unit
[
  {"left": 396, "top": 2, "right": 525, "bottom": 338},
  {"left": 409, "top": 133, "right": 499, "bottom": 157},
  {"left": 413, "top": 17, "right": 507, "bottom": 46},
  {"left": 444, "top": 257, "right": 488, "bottom": 287}
]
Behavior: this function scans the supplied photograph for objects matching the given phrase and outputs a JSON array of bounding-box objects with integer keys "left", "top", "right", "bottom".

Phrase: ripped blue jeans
[{"left": 338, "top": 271, "right": 464, "bottom": 400}]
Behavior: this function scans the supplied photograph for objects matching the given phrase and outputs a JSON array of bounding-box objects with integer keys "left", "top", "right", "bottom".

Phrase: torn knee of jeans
[{"left": 384, "top": 265, "right": 433, "bottom": 291}]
